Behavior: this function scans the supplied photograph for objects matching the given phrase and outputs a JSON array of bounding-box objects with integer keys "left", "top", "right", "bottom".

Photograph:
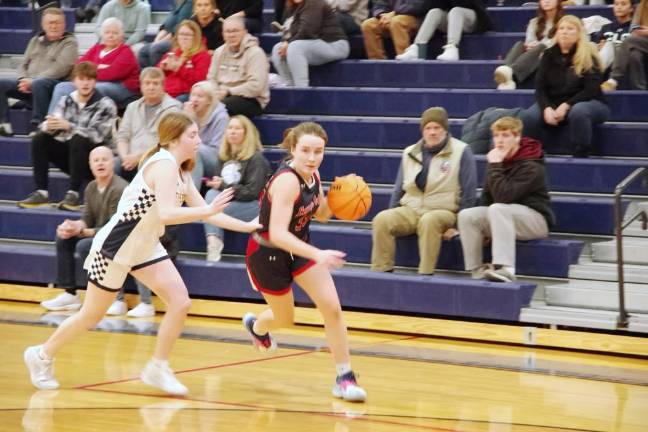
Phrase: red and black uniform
[{"left": 245, "top": 163, "right": 321, "bottom": 295}]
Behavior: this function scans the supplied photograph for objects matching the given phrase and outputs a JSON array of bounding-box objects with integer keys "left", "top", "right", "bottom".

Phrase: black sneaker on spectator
[
  {"left": 18, "top": 190, "right": 50, "bottom": 208},
  {"left": 58, "top": 191, "right": 81, "bottom": 211}
]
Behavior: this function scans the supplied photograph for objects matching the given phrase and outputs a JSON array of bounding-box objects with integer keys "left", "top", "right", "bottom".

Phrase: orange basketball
[{"left": 327, "top": 174, "right": 372, "bottom": 221}]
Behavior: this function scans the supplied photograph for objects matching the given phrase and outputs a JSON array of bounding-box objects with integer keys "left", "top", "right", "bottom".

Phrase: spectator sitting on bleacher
[
  {"left": 520, "top": 15, "right": 609, "bottom": 157},
  {"left": 138, "top": 0, "right": 193, "bottom": 68},
  {"left": 0, "top": 7, "right": 78, "bottom": 137},
  {"left": 116, "top": 67, "right": 182, "bottom": 182},
  {"left": 602, "top": 0, "right": 648, "bottom": 90},
  {"left": 49, "top": 18, "right": 140, "bottom": 114},
  {"left": 95, "top": 0, "right": 151, "bottom": 51},
  {"left": 157, "top": 20, "right": 211, "bottom": 101},
  {"left": 493, "top": 0, "right": 564, "bottom": 90},
  {"left": 203, "top": 115, "right": 270, "bottom": 261},
  {"left": 17, "top": 62, "right": 117, "bottom": 211},
  {"left": 396, "top": 0, "right": 492, "bottom": 61},
  {"left": 219, "top": 0, "right": 264, "bottom": 34},
  {"left": 76, "top": 0, "right": 109, "bottom": 23},
  {"left": 40, "top": 146, "right": 127, "bottom": 312},
  {"left": 183, "top": 80, "right": 230, "bottom": 188},
  {"left": 326, "top": 0, "right": 369, "bottom": 35},
  {"left": 594, "top": 0, "right": 633, "bottom": 72},
  {"left": 371, "top": 107, "right": 477, "bottom": 275},
  {"left": 207, "top": 16, "right": 269, "bottom": 117},
  {"left": 193, "top": 0, "right": 226, "bottom": 53},
  {"left": 457, "top": 117, "right": 554, "bottom": 283},
  {"left": 361, "top": 0, "right": 428, "bottom": 59},
  {"left": 272, "top": 0, "right": 349, "bottom": 86}
]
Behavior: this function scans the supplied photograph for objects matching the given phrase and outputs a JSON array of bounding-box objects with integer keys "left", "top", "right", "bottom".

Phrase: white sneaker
[
  {"left": 40, "top": 292, "right": 81, "bottom": 311},
  {"left": 141, "top": 360, "right": 188, "bottom": 395},
  {"left": 332, "top": 371, "right": 367, "bottom": 402},
  {"left": 395, "top": 44, "right": 420, "bottom": 61},
  {"left": 494, "top": 65, "right": 516, "bottom": 90},
  {"left": 24, "top": 345, "right": 59, "bottom": 390},
  {"left": 106, "top": 300, "right": 128, "bottom": 316},
  {"left": 436, "top": 44, "right": 459, "bottom": 61},
  {"left": 206, "top": 235, "right": 224, "bottom": 262},
  {"left": 127, "top": 302, "right": 155, "bottom": 318}
]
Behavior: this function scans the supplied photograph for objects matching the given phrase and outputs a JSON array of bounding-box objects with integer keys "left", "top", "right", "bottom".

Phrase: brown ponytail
[{"left": 139, "top": 111, "right": 197, "bottom": 172}]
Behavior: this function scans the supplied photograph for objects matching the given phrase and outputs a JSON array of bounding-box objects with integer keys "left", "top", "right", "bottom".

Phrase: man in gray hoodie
[
  {"left": 115, "top": 67, "right": 181, "bottom": 181},
  {"left": 0, "top": 7, "right": 78, "bottom": 136},
  {"left": 207, "top": 17, "right": 270, "bottom": 118},
  {"left": 95, "top": 0, "right": 151, "bottom": 49}
]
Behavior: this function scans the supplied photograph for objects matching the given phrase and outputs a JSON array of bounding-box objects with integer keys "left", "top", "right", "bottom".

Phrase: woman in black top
[{"left": 520, "top": 15, "right": 609, "bottom": 157}]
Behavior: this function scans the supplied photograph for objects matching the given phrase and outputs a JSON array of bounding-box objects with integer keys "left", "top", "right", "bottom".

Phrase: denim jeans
[
  {"left": 138, "top": 40, "right": 172, "bottom": 68},
  {"left": 49, "top": 81, "right": 136, "bottom": 113},
  {"left": 204, "top": 189, "right": 260, "bottom": 239},
  {"left": 0, "top": 76, "right": 60, "bottom": 124},
  {"left": 116, "top": 279, "right": 152, "bottom": 304},
  {"left": 56, "top": 235, "right": 93, "bottom": 293},
  {"left": 190, "top": 145, "right": 219, "bottom": 189},
  {"left": 520, "top": 100, "right": 610, "bottom": 155}
]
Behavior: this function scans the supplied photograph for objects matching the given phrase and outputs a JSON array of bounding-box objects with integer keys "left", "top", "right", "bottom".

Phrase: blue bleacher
[
  {"left": 265, "top": 88, "right": 648, "bottom": 122},
  {"left": 0, "top": 7, "right": 75, "bottom": 31},
  {"left": 0, "top": 242, "right": 536, "bottom": 320},
  {"left": 0, "top": 206, "right": 583, "bottom": 278}
]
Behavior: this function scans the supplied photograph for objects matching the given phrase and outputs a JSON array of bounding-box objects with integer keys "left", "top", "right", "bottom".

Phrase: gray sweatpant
[
  {"left": 413, "top": 7, "right": 476, "bottom": 46},
  {"left": 505, "top": 41, "right": 547, "bottom": 83},
  {"left": 457, "top": 204, "right": 548, "bottom": 271},
  {"left": 271, "top": 39, "right": 350, "bottom": 87},
  {"left": 610, "top": 35, "right": 648, "bottom": 90}
]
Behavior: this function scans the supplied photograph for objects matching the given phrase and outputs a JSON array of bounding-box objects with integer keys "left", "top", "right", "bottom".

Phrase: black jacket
[
  {"left": 481, "top": 137, "right": 555, "bottom": 227},
  {"left": 535, "top": 44, "right": 605, "bottom": 110},
  {"left": 220, "top": 0, "right": 263, "bottom": 19},
  {"left": 215, "top": 151, "right": 271, "bottom": 202}
]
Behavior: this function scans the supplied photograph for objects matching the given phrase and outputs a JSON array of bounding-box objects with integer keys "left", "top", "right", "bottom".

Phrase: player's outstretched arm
[
  {"left": 148, "top": 160, "right": 233, "bottom": 225},
  {"left": 184, "top": 177, "right": 261, "bottom": 233}
]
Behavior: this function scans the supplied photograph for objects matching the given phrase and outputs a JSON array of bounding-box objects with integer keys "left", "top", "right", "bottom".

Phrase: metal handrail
[{"left": 614, "top": 167, "right": 648, "bottom": 328}]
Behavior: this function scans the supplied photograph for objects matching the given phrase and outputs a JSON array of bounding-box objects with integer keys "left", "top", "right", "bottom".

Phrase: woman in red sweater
[
  {"left": 158, "top": 20, "right": 211, "bottom": 101},
  {"left": 48, "top": 17, "right": 140, "bottom": 113}
]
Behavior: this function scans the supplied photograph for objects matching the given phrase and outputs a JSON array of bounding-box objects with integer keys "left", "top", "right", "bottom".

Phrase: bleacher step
[
  {"left": 520, "top": 304, "right": 621, "bottom": 330},
  {"left": 591, "top": 238, "right": 648, "bottom": 264},
  {"left": 545, "top": 280, "right": 648, "bottom": 313},
  {"left": 569, "top": 258, "right": 648, "bottom": 284}
]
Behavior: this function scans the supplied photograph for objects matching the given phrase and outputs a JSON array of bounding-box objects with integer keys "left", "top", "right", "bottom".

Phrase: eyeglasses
[{"left": 177, "top": 32, "right": 195, "bottom": 37}]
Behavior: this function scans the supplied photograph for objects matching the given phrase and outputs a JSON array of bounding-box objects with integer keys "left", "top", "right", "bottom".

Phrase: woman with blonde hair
[
  {"left": 602, "top": 0, "right": 648, "bottom": 90},
  {"left": 24, "top": 111, "right": 260, "bottom": 396},
  {"left": 158, "top": 20, "right": 211, "bottom": 101},
  {"left": 184, "top": 80, "right": 230, "bottom": 188},
  {"left": 520, "top": 15, "right": 609, "bottom": 157},
  {"left": 203, "top": 115, "right": 270, "bottom": 261}
]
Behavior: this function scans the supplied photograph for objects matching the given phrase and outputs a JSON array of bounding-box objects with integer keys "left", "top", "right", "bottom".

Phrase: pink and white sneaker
[{"left": 332, "top": 371, "right": 367, "bottom": 402}]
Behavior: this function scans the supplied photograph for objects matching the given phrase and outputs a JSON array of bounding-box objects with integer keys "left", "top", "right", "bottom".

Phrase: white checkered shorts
[{"left": 83, "top": 244, "right": 169, "bottom": 292}]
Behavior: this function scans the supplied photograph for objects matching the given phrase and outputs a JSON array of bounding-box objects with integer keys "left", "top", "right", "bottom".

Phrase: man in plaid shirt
[{"left": 18, "top": 62, "right": 117, "bottom": 211}]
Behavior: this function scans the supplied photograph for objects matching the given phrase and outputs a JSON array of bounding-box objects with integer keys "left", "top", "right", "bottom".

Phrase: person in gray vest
[{"left": 371, "top": 107, "right": 477, "bottom": 275}]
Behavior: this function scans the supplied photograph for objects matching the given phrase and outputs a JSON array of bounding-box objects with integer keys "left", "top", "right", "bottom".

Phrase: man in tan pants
[
  {"left": 371, "top": 107, "right": 477, "bottom": 274},
  {"left": 361, "top": 0, "right": 430, "bottom": 59}
]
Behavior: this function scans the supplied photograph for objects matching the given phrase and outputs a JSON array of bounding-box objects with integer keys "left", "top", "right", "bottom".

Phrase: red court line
[
  {"left": 80, "top": 386, "right": 462, "bottom": 432},
  {"left": 75, "top": 350, "right": 314, "bottom": 390}
]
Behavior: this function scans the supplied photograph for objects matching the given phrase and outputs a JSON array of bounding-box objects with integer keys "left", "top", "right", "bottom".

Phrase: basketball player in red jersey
[{"left": 243, "top": 122, "right": 367, "bottom": 402}]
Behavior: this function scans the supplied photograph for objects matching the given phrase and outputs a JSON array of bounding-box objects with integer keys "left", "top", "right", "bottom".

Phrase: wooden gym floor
[{"left": 1, "top": 299, "right": 648, "bottom": 432}]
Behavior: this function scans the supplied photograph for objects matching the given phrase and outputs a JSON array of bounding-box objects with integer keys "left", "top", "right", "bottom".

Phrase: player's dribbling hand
[
  {"left": 315, "top": 249, "right": 346, "bottom": 269},
  {"left": 208, "top": 187, "right": 234, "bottom": 214}
]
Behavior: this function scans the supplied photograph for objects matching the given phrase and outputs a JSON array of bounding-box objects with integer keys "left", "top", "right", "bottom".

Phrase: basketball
[{"left": 327, "top": 174, "right": 372, "bottom": 221}]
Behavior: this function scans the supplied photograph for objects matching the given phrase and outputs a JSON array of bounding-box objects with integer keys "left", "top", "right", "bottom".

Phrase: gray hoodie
[
  {"left": 117, "top": 94, "right": 182, "bottom": 154},
  {"left": 96, "top": 0, "right": 151, "bottom": 46}
]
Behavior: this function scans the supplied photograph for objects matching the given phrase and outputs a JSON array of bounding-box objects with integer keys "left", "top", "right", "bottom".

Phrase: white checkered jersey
[{"left": 90, "top": 148, "right": 188, "bottom": 266}]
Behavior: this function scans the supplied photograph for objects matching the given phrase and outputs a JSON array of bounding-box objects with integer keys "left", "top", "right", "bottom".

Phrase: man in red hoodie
[{"left": 457, "top": 116, "right": 555, "bottom": 283}]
